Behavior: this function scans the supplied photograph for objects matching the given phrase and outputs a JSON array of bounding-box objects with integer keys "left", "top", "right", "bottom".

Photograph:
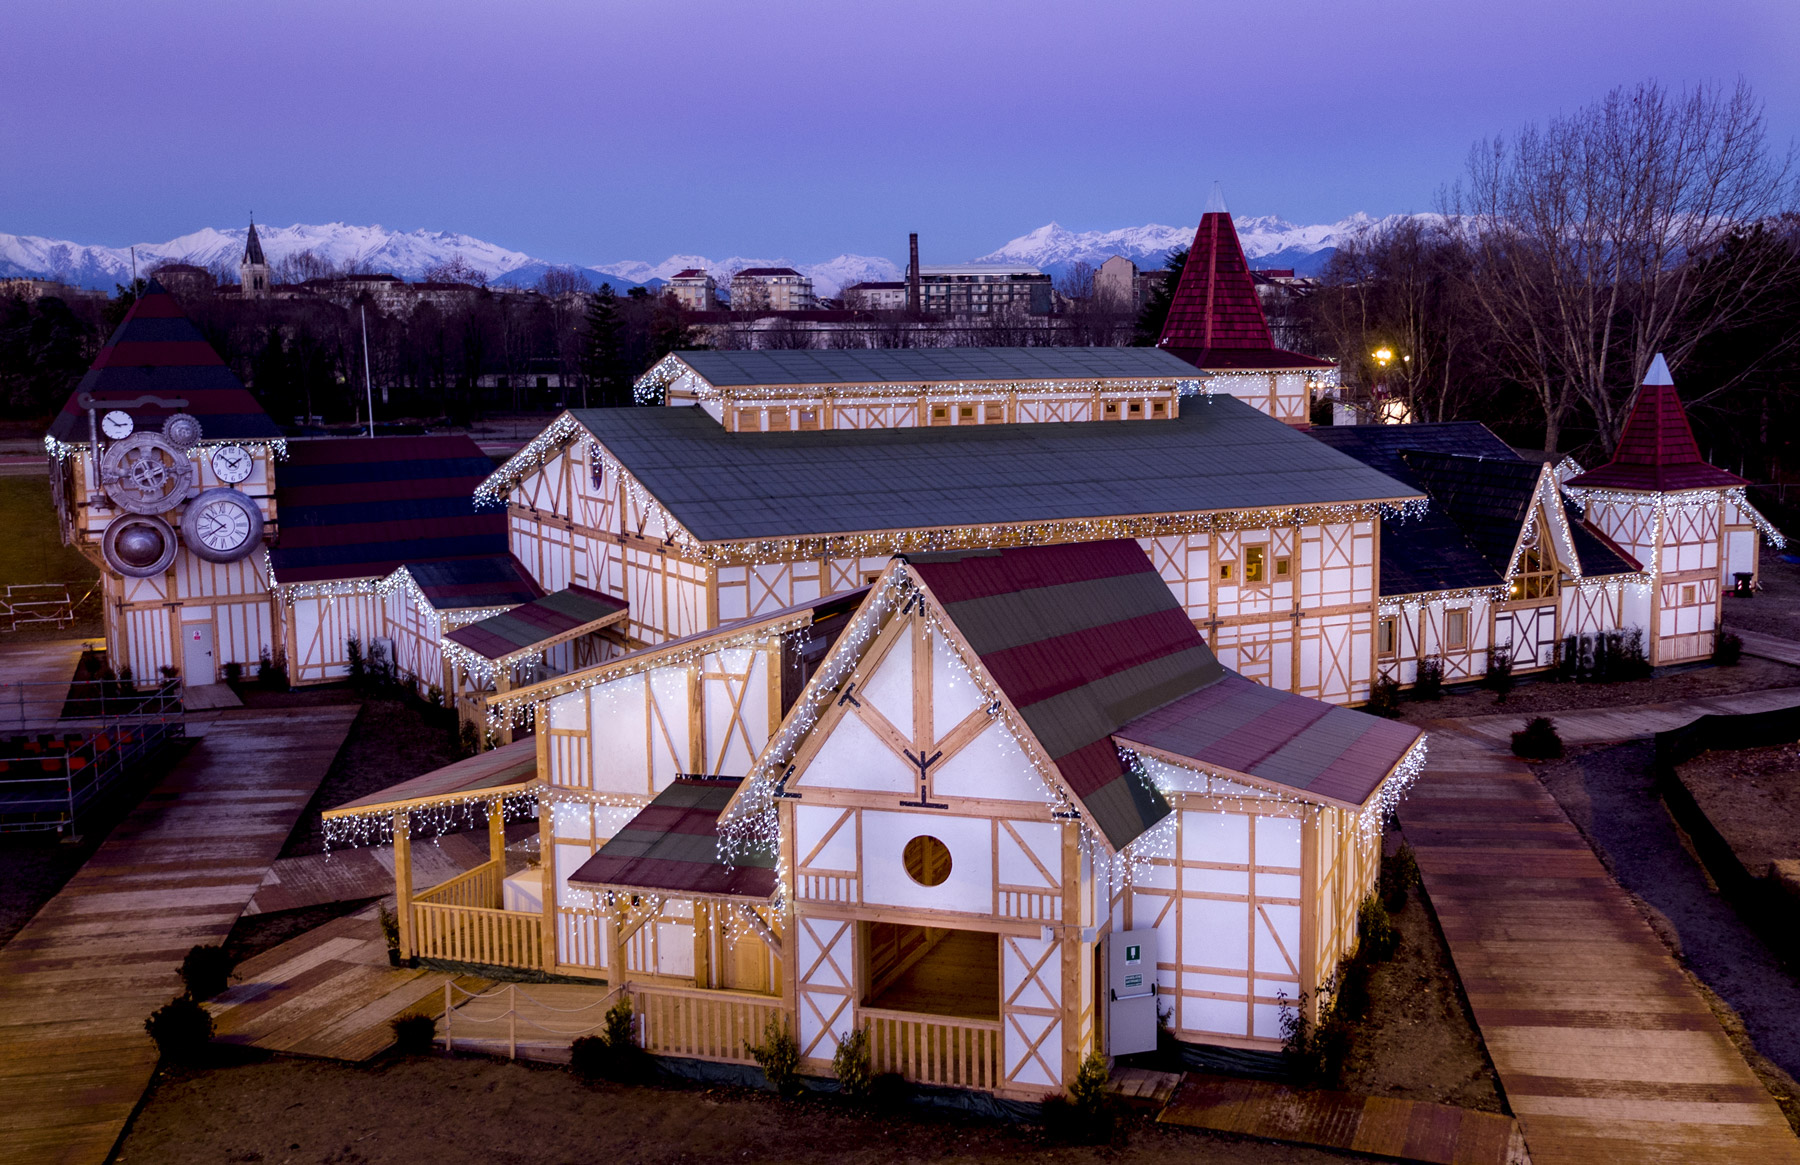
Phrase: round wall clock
[
  {"left": 101, "top": 410, "right": 135, "bottom": 440},
  {"left": 161, "top": 413, "right": 203, "bottom": 449},
  {"left": 209, "top": 444, "right": 254, "bottom": 484},
  {"left": 180, "top": 487, "right": 264, "bottom": 563},
  {"left": 102, "top": 513, "right": 178, "bottom": 578},
  {"left": 100, "top": 432, "right": 194, "bottom": 515}
]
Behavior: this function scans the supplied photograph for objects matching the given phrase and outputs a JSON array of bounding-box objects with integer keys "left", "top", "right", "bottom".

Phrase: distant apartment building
[
  {"left": 1094, "top": 255, "right": 1138, "bottom": 309},
  {"left": 730, "top": 267, "right": 816, "bottom": 312},
  {"left": 840, "top": 281, "right": 908, "bottom": 311},
  {"left": 146, "top": 263, "right": 215, "bottom": 301},
  {"left": 915, "top": 264, "right": 1052, "bottom": 316},
  {"left": 0, "top": 277, "right": 97, "bottom": 303},
  {"left": 667, "top": 268, "right": 720, "bottom": 311}
]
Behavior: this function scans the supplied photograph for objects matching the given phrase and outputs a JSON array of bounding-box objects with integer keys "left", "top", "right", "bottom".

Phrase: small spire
[
  {"left": 1204, "top": 182, "right": 1228, "bottom": 214},
  {"left": 1643, "top": 353, "right": 1673, "bottom": 386}
]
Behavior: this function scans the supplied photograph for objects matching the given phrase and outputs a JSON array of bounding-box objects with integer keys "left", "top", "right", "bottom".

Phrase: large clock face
[
  {"left": 210, "top": 444, "right": 254, "bottom": 484},
  {"left": 101, "top": 410, "right": 134, "bottom": 440},
  {"left": 179, "top": 488, "right": 265, "bottom": 563}
]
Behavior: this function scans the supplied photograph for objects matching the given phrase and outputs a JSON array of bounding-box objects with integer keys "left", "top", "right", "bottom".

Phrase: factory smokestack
[{"left": 908, "top": 232, "right": 921, "bottom": 315}]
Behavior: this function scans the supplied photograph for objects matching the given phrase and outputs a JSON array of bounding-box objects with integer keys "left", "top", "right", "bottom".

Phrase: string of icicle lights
[
  {"left": 265, "top": 555, "right": 514, "bottom": 629},
  {"left": 321, "top": 788, "right": 539, "bottom": 853},
  {"left": 42, "top": 433, "right": 290, "bottom": 463}
]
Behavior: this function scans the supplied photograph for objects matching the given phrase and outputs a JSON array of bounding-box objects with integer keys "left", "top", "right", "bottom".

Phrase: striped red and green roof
[
  {"left": 570, "top": 778, "right": 775, "bottom": 899},
  {"left": 48, "top": 278, "right": 282, "bottom": 445},
  {"left": 446, "top": 585, "right": 628, "bottom": 661}
]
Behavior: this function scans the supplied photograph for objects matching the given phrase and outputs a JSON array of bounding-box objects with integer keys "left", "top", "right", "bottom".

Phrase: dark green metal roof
[
  {"left": 664, "top": 346, "right": 1204, "bottom": 388},
  {"left": 569, "top": 396, "right": 1419, "bottom": 544}
]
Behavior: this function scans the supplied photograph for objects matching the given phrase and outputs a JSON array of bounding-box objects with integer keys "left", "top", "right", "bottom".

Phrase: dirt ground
[
  {"left": 1398, "top": 654, "right": 1800, "bottom": 722},
  {"left": 1336, "top": 865, "right": 1504, "bottom": 1113},
  {"left": 1677, "top": 742, "right": 1800, "bottom": 874},
  {"left": 1724, "top": 549, "right": 1800, "bottom": 641},
  {"left": 115, "top": 1055, "right": 1367, "bottom": 1165}
]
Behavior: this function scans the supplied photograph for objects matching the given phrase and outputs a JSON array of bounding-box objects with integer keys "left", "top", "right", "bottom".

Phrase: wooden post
[
  {"left": 394, "top": 808, "right": 415, "bottom": 961},
  {"left": 693, "top": 899, "right": 711, "bottom": 988},
  {"left": 1061, "top": 821, "right": 1081, "bottom": 1085},
  {"left": 493, "top": 672, "right": 513, "bottom": 748},
  {"left": 488, "top": 798, "right": 507, "bottom": 908}
]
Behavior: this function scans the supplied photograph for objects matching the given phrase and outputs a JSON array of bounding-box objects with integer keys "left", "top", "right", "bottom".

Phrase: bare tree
[
  {"left": 1449, "top": 79, "right": 1795, "bottom": 452},
  {"left": 421, "top": 253, "right": 489, "bottom": 287}
]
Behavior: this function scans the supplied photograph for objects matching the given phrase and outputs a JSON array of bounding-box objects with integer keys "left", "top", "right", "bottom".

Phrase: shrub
[
  {"left": 1357, "top": 895, "right": 1396, "bottom": 961},
  {"left": 346, "top": 636, "right": 366, "bottom": 687},
  {"left": 1512, "top": 716, "right": 1563, "bottom": 760},
  {"left": 745, "top": 1013, "right": 802, "bottom": 1096},
  {"left": 179, "top": 944, "right": 232, "bottom": 1000},
  {"left": 1364, "top": 675, "right": 1402, "bottom": 719},
  {"left": 146, "top": 995, "right": 213, "bottom": 1064},
  {"left": 1606, "top": 628, "right": 1652, "bottom": 681},
  {"left": 1484, "top": 644, "right": 1514, "bottom": 702},
  {"left": 458, "top": 719, "right": 480, "bottom": 758},
  {"left": 159, "top": 664, "right": 179, "bottom": 680},
  {"left": 221, "top": 660, "right": 243, "bottom": 685},
  {"left": 377, "top": 902, "right": 401, "bottom": 953},
  {"left": 1379, "top": 842, "right": 1419, "bottom": 912},
  {"left": 1041, "top": 1050, "right": 1117, "bottom": 1144},
  {"left": 427, "top": 682, "right": 445, "bottom": 708},
  {"left": 1714, "top": 630, "right": 1743, "bottom": 666},
  {"left": 257, "top": 646, "right": 290, "bottom": 691},
  {"left": 1331, "top": 961, "right": 1372, "bottom": 1024},
  {"left": 1412, "top": 656, "right": 1444, "bottom": 701},
  {"left": 390, "top": 1012, "right": 437, "bottom": 1055},
  {"left": 831, "top": 1024, "right": 873, "bottom": 1099},
  {"left": 116, "top": 666, "right": 137, "bottom": 696},
  {"left": 572, "top": 997, "right": 645, "bottom": 1082}
]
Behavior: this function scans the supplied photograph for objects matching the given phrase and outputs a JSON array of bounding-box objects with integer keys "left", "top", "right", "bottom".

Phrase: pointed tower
[
  {"left": 1565, "top": 354, "right": 1765, "bottom": 666},
  {"left": 240, "top": 218, "right": 270, "bottom": 298},
  {"left": 1157, "top": 187, "right": 1334, "bottom": 425}
]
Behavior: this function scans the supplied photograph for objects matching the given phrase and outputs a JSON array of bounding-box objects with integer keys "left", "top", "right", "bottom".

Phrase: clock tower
[{"left": 240, "top": 218, "right": 271, "bottom": 298}]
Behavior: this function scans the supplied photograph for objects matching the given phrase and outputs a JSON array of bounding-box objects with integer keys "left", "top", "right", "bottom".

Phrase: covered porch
[
  {"left": 440, "top": 585, "right": 629, "bottom": 737},
  {"left": 321, "top": 736, "right": 548, "bottom": 971}
]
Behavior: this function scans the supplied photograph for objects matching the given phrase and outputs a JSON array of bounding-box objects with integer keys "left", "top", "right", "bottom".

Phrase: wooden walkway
[
  {"left": 247, "top": 826, "right": 533, "bottom": 915},
  {"left": 1734, "top": 628, "right": 1800, "bottom": 668},
  {"left": 209, "top": 905, "right": 485, "bottom": 1061},
  {"left": 1444, "top": 685, "right": 1800, "bottom": 749},
  {"left": 0, "top": 704, "right": 358, "bottom": 1165},
  {"left": 1399, "top": 729, "right": 1800, "bottom": 1164},
  {"left": 1158, "top": 1073, "right": 1526, "bottom": 1165}
]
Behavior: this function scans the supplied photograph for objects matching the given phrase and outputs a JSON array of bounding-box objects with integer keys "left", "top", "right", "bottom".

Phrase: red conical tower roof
[
  {"left": 1566, "top": 355, "right": 1745, "bottom": 492},
  {"left": 1157, "top": 191, "right": 1332, "bottom": 373},
  {"left": 46, "top": 279, "right": 280, "bottom": 445}
]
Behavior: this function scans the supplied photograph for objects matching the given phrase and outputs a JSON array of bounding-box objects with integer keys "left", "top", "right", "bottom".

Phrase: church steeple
[{"left": 240, "top": 218, "right": 270, "bottom": 298}]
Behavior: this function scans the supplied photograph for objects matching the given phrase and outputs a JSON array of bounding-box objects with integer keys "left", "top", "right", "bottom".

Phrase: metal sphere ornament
[
  {"left": 180, "top": 487, "right": 264, "bottom": 563},
  {"left": 99, "top": 432, "right": 195, "bottom": 515},
  {"left": 102, "top": 514, "right": 178, "bottom": 578},
  {"left": 161, "top": 413, "right": 203, "bottom": 449}
]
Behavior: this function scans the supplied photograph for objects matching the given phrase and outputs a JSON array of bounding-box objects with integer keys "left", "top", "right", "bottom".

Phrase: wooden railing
[
  {"left": 413, "top": 901, "right": 544, "bottom": 970},
  {"left": 630, "top": 983, "right": 785, "bottom": 1065},
  {"left": 416, "top": 857, "right": 503, "bottom": 909},
  {"left": 862, "top": 1007, "right": 1002, "bottom": 1091}
]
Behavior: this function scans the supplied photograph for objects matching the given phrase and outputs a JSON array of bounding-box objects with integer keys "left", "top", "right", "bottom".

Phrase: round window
[{"left": 902, "top": 835, "right": 952, "bottom": 887}]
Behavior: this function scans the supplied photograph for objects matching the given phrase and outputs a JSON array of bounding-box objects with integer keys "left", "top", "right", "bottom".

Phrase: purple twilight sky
[{"left": 3, "top": 0, "right": 1796, "bottom": 264}]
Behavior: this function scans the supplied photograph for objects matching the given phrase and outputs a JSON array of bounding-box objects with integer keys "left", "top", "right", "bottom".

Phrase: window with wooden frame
[
  {"left": 1243, "top": 545, "right": 1267, "bottom": 584},
  {"left": 930, "top": 405, "right": 950, "bottom": 425},
  {"left": 734, "top": 408, "right": 759, "bottom": 431},
  {"left": 1218, "top": 561, "right": 1236, "bottom": 583},
  {"left": 984, "top": 402, "right": 1003, "bottom": 422},
  {"left": 1378, "top": 616, "right": 1398, "bottom": 656},
  {"left": 766, "top": 409, "right": 790, "bottom": 432},
  {"left": 1681, "top": 584, "right": 1697, "bottom": 605},
  {"left": 958, "top": 404, "right": 975, "bottom": 422},
  {"left": 1274, "top": 556, "right": 1291, "bottom": 580},
  {"left": 1508, "top": 544, "right": 1557, "bottom": 600},
  {"left": 797, "top": 407, "right": 820, "bottom": 430},
  {"left": 1128, "top": 401, "right": 1143, "bottom": 417},
  {"left": 1102, "top": 400, "right": 1121, "bottom": 419},
  {"left": 1445, "top": 608, "right": 1469, "bottom": 649},
  {"left": 1151, "top": 400, "right": 1167, "bottom": 418}
]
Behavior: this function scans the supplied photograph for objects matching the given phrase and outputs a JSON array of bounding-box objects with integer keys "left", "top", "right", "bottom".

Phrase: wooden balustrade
[
  {"left": 861, "top": 1007, "right": 1001, "bottom": 1091},
  {"left": 415, "top": 858, "right": 504, "bottom": 909},
  {"left": 412, "top": 902, "right": 544, "bottom": 970},
  {"left": 630, "top": 983, "right": 785, "bottom": 1065}
]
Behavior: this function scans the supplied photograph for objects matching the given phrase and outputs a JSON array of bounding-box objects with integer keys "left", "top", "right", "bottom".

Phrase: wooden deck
[
  {"left": 0, "top": 704, "right": 358, "bottom": 1165},
  {"left": 441, "top": 981, "right": 621, "bottom": 1062},
  {"left": 1158, "top": 1073, "right": 1526, "bottom": 1165},
  {"left": 246, "top": 826, "right": 532, "bottom": 915},
  {"left": 209, "top": 905, "right": 487, "bottom": 1061},
  {"left": 1399, "top": 728, "right": 1800, "bottom": 1164}
]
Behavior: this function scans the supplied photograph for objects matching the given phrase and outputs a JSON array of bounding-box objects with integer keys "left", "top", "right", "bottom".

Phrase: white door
[{"left": 182, "top": 624, "right": 214, "bottom": 684}]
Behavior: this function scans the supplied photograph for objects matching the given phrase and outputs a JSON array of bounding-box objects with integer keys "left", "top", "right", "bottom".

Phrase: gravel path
[{"left": 1535, "top": 739, "right": 1800, "bottom": 1082}]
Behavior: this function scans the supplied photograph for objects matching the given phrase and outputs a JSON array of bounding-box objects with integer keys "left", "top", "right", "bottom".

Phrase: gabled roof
[
  {"left": 269, "top": 435, "right": 511, "bottom": 585},
  {"left": 46, "top": 279, "right": 282, "bottom": 445},
  {"left": 908, "top": 541, "right": 1211, "bottom": 849},
  {"left": 403, "top": 556, "right": 541, "bottom": 611},
  {"left": 1566, "top": 355, "right": 1745, "bottom": 492},
  {"left": 1156, "top": 210, "right": 1332, "bottom": 373},
  {"left": 324, "top": 736, "right": 537, "bottom": 819},
  {"left": 905, "top": 540, "right": 1422, "bottom": 847},
  {"left": 1400, "top": 451, "right": 1541, "bottom": 577},
  {"left": 445, "top": 585, "right": 628, "bottom": 661},
  {"left": 566, "top": 397, "right": 1418, "bottom": 545},
  {"left": 569, "top": 778, "right": 776, "bottom": 899}
]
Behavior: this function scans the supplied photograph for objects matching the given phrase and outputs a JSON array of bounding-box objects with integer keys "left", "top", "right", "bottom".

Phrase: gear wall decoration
[
  {"left": 180, "top": 488, "right": 265, "bottom": 563},
  {"left": 102, "top": 513, "right": 178, "bottom": 578},
  {"left": 100, "top": 432, "right": 194, "bottom": 515},
  {"left": 161, "top": 413, "right": 203, "bottom": 449}
]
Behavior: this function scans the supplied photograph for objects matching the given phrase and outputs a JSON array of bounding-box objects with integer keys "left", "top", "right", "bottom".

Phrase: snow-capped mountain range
[{"left": 0, "top": 213, "right": 1414, "bottom": 298}]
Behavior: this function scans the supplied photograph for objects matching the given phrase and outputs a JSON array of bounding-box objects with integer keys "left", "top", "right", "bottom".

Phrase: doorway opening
[{"left": 862, "top": 921, "right": 999, "bottom": 1020}]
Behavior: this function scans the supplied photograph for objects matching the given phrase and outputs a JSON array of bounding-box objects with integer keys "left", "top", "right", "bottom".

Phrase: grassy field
[{"left": 0, "top": 475, "right": 95, "bottom": 588}]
